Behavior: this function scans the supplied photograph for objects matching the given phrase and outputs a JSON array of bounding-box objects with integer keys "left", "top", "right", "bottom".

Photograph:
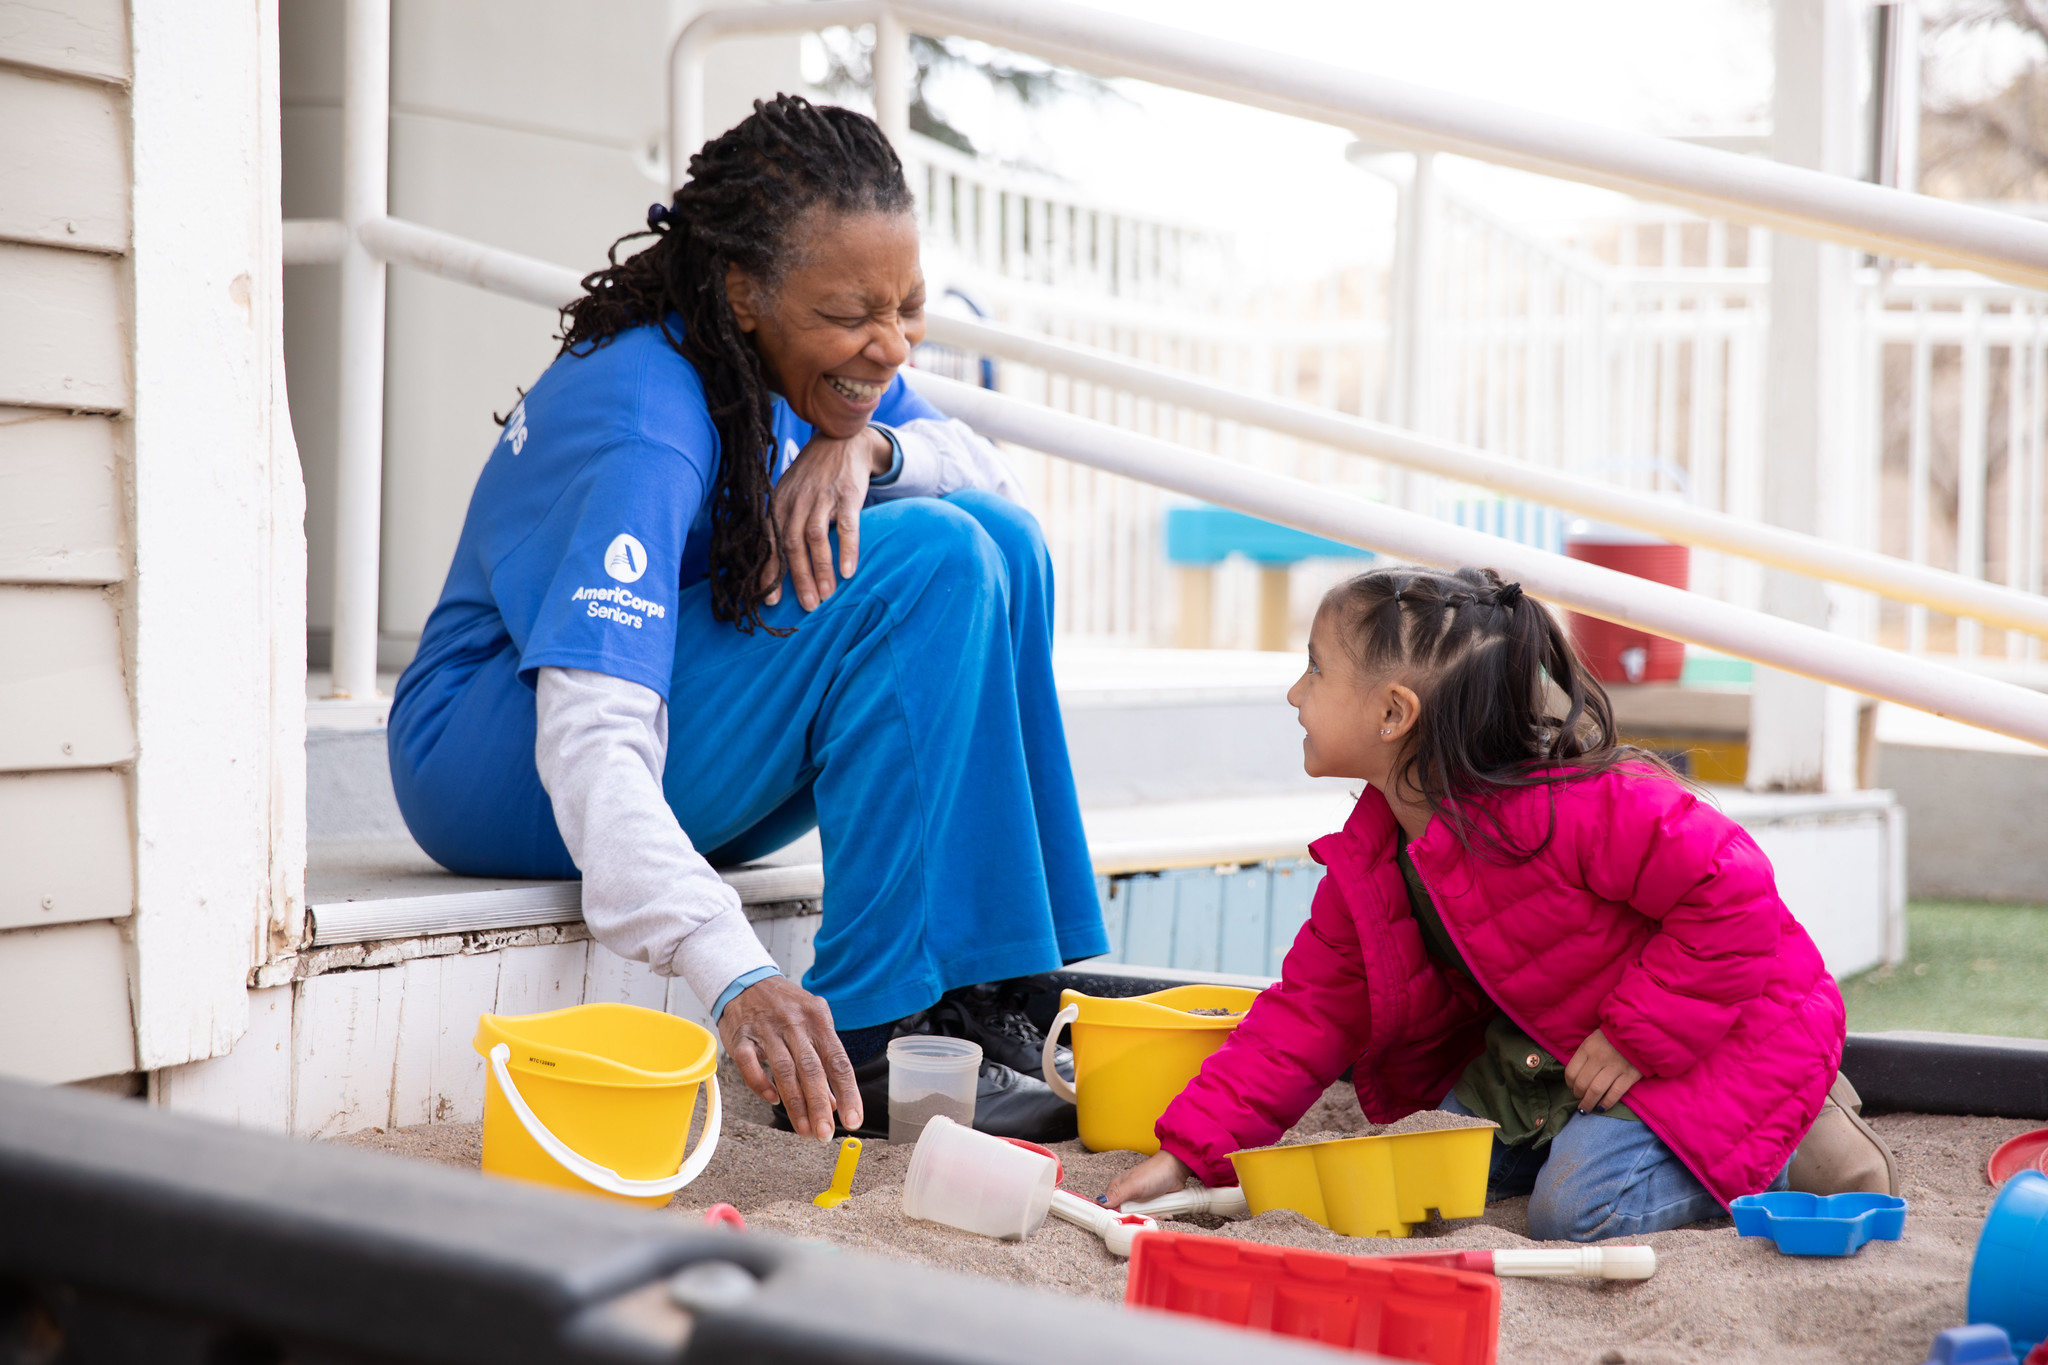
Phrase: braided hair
[
  {"left": 556, "top": 95, "right": 913, "bottom": 633},
  {"left": 1320, "top": 565, "right": 1674, "bottom": 858}
]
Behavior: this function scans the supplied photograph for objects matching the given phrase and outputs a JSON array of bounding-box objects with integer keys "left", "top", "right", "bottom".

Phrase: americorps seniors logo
[{"left": 603, "top": 533, "right": 647, "bottom": 584}]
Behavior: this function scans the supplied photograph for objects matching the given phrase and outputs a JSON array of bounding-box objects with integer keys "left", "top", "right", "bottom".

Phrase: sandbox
[{"left": 339, "top": 1078, "right": 2037, "bottom": 1365}]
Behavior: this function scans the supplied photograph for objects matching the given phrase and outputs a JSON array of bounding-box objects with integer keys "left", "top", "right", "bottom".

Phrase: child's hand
[
  {"left": 1102, "top": 1150, "right": 1192, "bottom": 1210},
  {"left": 1565, "top": 1028, "right": 1643, "bottom": 1113}
]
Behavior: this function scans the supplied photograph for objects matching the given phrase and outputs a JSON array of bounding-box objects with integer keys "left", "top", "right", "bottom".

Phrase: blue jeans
[
  {"left": 392, "top": 491, "right": 1108, "bottom": 1028},
  {"left": 1440, "top": 1090, "right": 1788, "bottom": 1241}
]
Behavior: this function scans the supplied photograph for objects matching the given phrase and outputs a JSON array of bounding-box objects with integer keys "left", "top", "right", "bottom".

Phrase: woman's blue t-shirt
[{"left": 398, "top": 320, "right": 944, "bottom": 710}]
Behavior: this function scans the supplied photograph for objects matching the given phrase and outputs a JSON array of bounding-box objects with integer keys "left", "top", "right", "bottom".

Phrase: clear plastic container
[
  {"left": 902, "top": 1115, "right": 1057, "bottom": 1240},
  {"left": 886, "top": 1035, "right": 980, "bottom": 1144}
]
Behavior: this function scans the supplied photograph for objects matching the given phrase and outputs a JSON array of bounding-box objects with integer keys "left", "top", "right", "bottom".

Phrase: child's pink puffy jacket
[{"left": 1155, "top": 766, "right": 1845, "bottom": 1208}]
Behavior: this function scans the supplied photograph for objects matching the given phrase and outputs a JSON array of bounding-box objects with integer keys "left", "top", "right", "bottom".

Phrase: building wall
[
  {"left": 0, "top": 2, "right": 142, "bottom": 1085},
  {"left": 283, "top": 0, "right": 807, "bottom": 669},
  {"left": 0, "top": 1, "right": 306, "bottom": 1082}
]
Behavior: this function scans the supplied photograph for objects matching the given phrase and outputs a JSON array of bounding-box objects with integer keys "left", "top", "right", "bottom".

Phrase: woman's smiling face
[{"left": 726, "top": 207, "right": 927, "bottom": 440}]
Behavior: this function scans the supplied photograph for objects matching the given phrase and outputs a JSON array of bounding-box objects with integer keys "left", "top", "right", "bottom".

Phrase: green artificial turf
[{"left": 1841, "top": 900, "right": 2048, "bottom": 1040}]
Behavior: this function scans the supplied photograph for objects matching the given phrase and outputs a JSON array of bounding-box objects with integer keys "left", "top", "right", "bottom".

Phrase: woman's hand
[
  {"left": 1565, "top": 1027, "right": 1643, "bottom": 1114},
  {"left": 718, "top": 975, "right": 862, "bottom": 1141},
  {"left": 1102, "top": 1150, "right": 1192, "bottom": 1211},
  {"left": 763, "top": 427, "right": 894, "bottom": 612}
]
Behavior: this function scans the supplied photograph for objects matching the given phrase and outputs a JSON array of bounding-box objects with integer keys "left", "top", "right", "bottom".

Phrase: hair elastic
[
  {"left": 1495, "top": 582, "right": 1524, "bottom": 609},
  {"left": 646, "top": 201, "right": 674, "bottom": 229}
]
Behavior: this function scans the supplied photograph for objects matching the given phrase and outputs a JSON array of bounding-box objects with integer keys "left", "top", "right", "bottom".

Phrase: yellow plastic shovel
[{"left": 813, "top": 1137, "right": 863, "bottom": 1208}]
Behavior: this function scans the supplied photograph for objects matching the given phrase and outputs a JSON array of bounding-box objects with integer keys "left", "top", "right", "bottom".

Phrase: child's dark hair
[
  {"left": 1322, "top": 564, "right": 1672, "bottom": 858},
  {"left": 553, "top": 94, "right": 912, "bottom": 634}
]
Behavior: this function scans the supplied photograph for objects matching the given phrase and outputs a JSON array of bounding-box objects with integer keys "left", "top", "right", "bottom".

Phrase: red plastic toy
[
  {"left": 1987, "top": 1129, "right": 2048, "bottom": 1186},
  {"left": 1125, "top": 1232, "right": 1499, "bottom": 1365},
  {"left": 702, "top": 1203, "right": 747, "bottom": 1231}
]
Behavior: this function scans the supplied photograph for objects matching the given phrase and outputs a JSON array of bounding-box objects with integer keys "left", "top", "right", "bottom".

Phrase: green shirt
[{"left": 1394, "top": 832, "right": 1635, "bottom": 1149}]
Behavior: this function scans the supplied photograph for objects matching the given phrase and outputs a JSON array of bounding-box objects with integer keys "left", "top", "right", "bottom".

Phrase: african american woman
[{"left": 388, "top": 96, "right": 1102, "bottom": 1145}]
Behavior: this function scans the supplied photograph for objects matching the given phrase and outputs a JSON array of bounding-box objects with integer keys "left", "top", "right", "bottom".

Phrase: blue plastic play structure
[
  {"left": 1163, "top": 504, "right": 1375, "bottom": 567},
  {"left": 1971, "top": 1170, "right": 2048, "bottom": 1359},
  {"left": 1921, "top": 1325, "right": 2018, "bottom": 1365},
  {"left": 1728, "top": 1191, "right": 1909, "bottom": 1256}
]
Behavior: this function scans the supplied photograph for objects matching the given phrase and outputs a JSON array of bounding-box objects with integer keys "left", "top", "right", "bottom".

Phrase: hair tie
[
  {"left": 1495, "top": 582, "right": 1524, "bottom": 609},
  {"left": 646, "top": 201, "right": 673, "bottom": 229}
]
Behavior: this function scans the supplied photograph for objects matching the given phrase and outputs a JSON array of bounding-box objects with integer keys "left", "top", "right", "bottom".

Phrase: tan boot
[{"left": 1789, "top": 1073, "right": 1900, "bottom": 1196}]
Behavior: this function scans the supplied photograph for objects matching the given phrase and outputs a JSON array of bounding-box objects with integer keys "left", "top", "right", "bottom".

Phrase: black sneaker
[
  {"left": 929, "top": 978, "right": 1073, "bottom": 1083},
  {"left": 968, "top": 1057, "right": 1077, "bottom": 1143}
]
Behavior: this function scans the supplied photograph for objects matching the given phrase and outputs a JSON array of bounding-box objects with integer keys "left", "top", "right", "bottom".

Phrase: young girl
[{"left": 1103, "top": 566, "right": 1861, "bottom": 1241}]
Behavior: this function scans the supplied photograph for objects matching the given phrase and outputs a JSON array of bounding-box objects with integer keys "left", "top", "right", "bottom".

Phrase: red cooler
[{"left": 1564, "top": 521, "right": 1689, "bottom": 685}]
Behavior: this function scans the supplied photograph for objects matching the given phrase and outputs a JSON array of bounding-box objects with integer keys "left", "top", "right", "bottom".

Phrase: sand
[{"left": 336, "top": 1079, "right": 2038, "bottom": 1365}]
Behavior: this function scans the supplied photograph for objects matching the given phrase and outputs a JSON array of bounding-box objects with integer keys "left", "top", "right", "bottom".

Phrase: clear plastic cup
[
  {"left": 902, "top": 1115, "right": 1057, "bottom": 1240},
  {"left": 887, "top": 1036, "right": 980, "bottom": 1144}
]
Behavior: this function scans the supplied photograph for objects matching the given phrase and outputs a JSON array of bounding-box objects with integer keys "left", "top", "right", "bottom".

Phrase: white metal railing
[
  {"left": 910, "top": 368, "right": 2048, "bottom": 745},
  {"left": 671, "top": 0, "right": 2048, "bottom": 290},
  {"left": 918, "top": 311, "right": 2048, "bottom": 636},
  {"left": 900, "top": 133, "right": 1380, "bottom": 644},
  {"left": 287, "top": 213, "right": 2048, "bottom": 747},
  {"left": 294, "top": 0, "right": 2048, "bottom": 747}
]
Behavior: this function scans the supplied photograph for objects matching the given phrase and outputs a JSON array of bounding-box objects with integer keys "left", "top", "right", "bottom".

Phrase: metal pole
[
  {"left": 906, "top": 369, "right": 2048, "bottom": 749},
  {"left": 330, "top": 0, "right": 390, "bottom": 700},
  {"left": 922, "top": 310, "right": 2048, "bottom": 637},
  {"left": 669, "top": 0, "right": 2048, "bottom": 291},
  {"left": 874, "top": 10, "right": 910, "bottom": 150}
]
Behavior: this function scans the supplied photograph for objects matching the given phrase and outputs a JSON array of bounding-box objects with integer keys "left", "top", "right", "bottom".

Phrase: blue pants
[
  {"left": 391, "top": 491, "right": 1107, "bottom": 1028},
  {"left": 1440, "top": 1090, "right": 1789, "bottom": 1241}
]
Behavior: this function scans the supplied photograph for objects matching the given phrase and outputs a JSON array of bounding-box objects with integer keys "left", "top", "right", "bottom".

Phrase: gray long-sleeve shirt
[{"left": 535, "top": 418, "right": 1020, "bottom": 1015}]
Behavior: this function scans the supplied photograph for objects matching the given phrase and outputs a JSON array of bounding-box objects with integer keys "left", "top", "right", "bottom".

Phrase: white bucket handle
[
  {"left": 487, "top": 1043, "right": 720, "bottom": 1199},
  {"left": 1041, "top": 1003, "right": 1079, "bottom": 1104}
]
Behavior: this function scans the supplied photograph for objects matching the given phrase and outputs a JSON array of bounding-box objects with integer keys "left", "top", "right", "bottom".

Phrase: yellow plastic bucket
[
  {"left": 1040, "top": 984, "right": 1260, "bottom": 1154},
  {"left": 1228, "top": 1123, "right": 1497, "bottom": 1238},
  {"left": 472, "top": 1002, "right": 721, "bottom": 1209}
]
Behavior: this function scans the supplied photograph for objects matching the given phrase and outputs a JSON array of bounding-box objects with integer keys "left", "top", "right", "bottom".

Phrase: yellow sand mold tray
[
  {"left": 1042, "top": 984, "right": 1260, "bottom": 1154},
  {"left": 473, "top": 1002, "right": 721, "bottom": 1209},
  {"left": 1229, "top": 1123, "right": 1497, "bottom": 1239}
]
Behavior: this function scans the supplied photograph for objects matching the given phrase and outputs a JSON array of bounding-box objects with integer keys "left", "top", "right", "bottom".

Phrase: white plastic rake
[{"left": 1119, "top": 1185, "right": 1658, "bottom": 1280}]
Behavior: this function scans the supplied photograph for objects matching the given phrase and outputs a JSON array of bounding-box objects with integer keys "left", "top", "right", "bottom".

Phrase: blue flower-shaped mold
[{"left": 1730, "top": 1191, "right": 1908, "bottom": 1256}]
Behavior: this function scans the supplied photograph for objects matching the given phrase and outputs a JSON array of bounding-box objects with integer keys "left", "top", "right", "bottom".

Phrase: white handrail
[
  {"left": 905, "top": 369, "right": 2048, "bottom": 749},
  {"left": 356, "top": 217, "right": 582, "bottom": 309},
  {"left": 311, "top": 211, "right": 2048, "bottom": 742},
  {"left": 670, "top": 0, "right": 2048, "bottom": 291},
  {"left": 920, "top": 312, "right": 2048, "bottom": 638},
  {"left": 316, "top": 215, "right": 2048, "bottom": 638}
]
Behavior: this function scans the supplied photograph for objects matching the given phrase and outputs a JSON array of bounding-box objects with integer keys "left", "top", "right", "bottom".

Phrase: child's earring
[{"left": 1380, "top": 727, "right": 1393, "bottom": 736}]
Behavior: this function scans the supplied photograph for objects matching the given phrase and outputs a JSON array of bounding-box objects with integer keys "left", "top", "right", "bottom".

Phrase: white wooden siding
[
  {"left": 0, "top": 66, "right": 129, "bottom": 252},
  {"left": 290, "top": 966, "right": 403, "bottom": 1139},
  {"left": 155, "top": 915, "right": 789, "bottom": 1138},
  {"left": 0, "top": 585, "right": 135, "bottom": 772},
  {"left": 0, "top": 242, "right": 128, "bottom": 411},
  {"left": 0, "top": 409, "right": 125, "bottom": 584},
  {"left": 0, "top": 0, "right": 131, "bottom": 86},
  {"left": 0, "top": 920, "right": 137, "bottom": 1083},
  {"left": 0, "top": 768, "right": 132, "bottom": 930},
  {"left": 387, "top": 951, "right": 501, "bottom": 1128},
  {"left": 148, "top": 984, "right": 293, "bottom": 1131}
]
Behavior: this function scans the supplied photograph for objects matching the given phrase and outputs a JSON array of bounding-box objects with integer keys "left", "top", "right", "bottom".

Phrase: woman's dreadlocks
[{"left": 555, "top": 94, "right": 912, "bottom": 633}]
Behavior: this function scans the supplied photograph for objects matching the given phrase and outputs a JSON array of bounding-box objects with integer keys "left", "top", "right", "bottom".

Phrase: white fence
[
  {"left": 904, "top": 136, "right": 1389, "bottom": 648},
  {"left": 905, "top": 133, "right": 2048, "bottom": 670}
]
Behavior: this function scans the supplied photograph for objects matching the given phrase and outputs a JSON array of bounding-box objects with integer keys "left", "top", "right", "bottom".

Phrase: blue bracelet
[
  {"left": 710, "top": 965, "right": 783, "bottom": 1022},
  {"left": 869, "top": 423, "right": 905, "bottom": 486}
]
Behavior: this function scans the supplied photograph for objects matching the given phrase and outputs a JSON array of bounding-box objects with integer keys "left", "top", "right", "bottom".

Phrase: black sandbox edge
[{"left": 1036, "top": 968, "right": 2048, "bottom": 1122}]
